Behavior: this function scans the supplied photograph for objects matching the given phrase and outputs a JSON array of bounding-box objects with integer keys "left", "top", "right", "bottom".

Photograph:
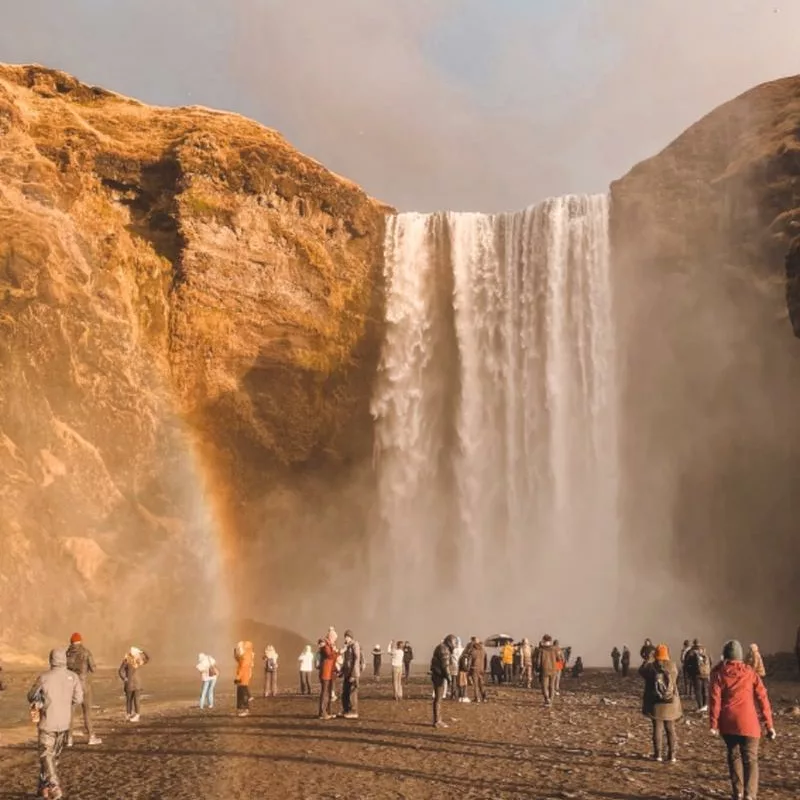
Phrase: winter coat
[
  {"left": 744, "top": 648, "right": 766, "bottom": 678},
  {"left": 709, "top": 660, "right": 774, "bottom": 738},
  {"left": 640, "top": 642, "right": 655, "bottom": 662},
  {"left": 501, "top": 644, "right": 514, "bottom": 665},
  {"left": 28, "top": 649, "right": 84, "bottom": 733},
  {"left": 389, "top": 647, "right": 405, "bottom": 669},
  {"left": 342, "top": 640, "right": 362, "bottom": 679},
  {"left": 196, "top": 654, "right": 217, "bottom": 681},
  {"left": 263, "top": 647, "right": 279, "bottom": 672},
  {"left": 403, "top": 645, "right": 414, "bottom": 665},
  {"left": 298, "top": 647, "right": 314, "bottom": 673},
  {"left": 639, "top": 659, "right": 682, "bottom": 721},
  {"left": 430, "top": 643, "right": 451, "bottom": 684},
  {"left": 319, "top": 641, "right": 337, "bottom": 681},
  {"left": 521, "top": 643, "right": 533, "bottom": 667},
  {"left": 621, "top": 648, "right": 631, "bottom": 666},
  {"left": 118, "top": 650, "right": 150, "bottom": 691},
  {"left": 234, "top": 642, "right": 254, "bottom": 686},
  {"left": 450, "top": 645, "right": 463, "bottom": 675},
  {"left": 468, "top": 642, "right": 486, "bottom": 675},
  {"left": 684, "top": 646, "right": 710, "bottom": 678},
  {"left": 65, "top": 642, "right": 96, "bottom": 684},
  {"left": 537, "top": 643, "right": 561, "bottom": 677}
]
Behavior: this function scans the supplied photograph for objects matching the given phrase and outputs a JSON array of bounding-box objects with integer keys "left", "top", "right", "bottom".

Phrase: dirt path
[{"left": 1, "top": 671, "right": 798, "bottom": 799}]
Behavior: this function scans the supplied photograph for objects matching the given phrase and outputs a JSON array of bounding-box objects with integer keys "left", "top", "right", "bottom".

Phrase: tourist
[
  {"left": 298, "top": 645, "right": 314, "bottom": 695},
  {"left": 710, "top": 639, "right": 776, "bottom": 800},
  {"left": 318, "top": 630, "right": 338, "bottom": 719},
  {"left": 65, "top": 632, "right": 102, "bottom": 746},
  {"left": 553, "top": 639, "right": 565, "bottom": 695},
  {"left": 744, "top": 643, "right": 766, "bottom": 678},
  {"left": 403, "top": 641, "right": 414, "bottom": 681},
  {"left": 685, "top": 639, "right": 711, "bottom": 711},
  {"left": 640, "top": 638, "right": 656, "bottom": 663},
  {"left": 512, "top": 642, "right": 522, "bottom": 683},
  {"left": 262, "top": 645, "right": 279, "bottom": 697},
  {"left": 340, "top": 630, "right": 361, "bottom": 719},
  {"left": 490, "top": 653, "right": 503, "bottom": 684},
  {"left": 679, "top": 639, "right": 692, "bottom": 697},
  {"left": 371, "top": 644, "right": 382, "bottom": 682},
  {"left": 234, "top": 640, "right": 254, "bottom": 717},
  {"left": 639, "top": 643, "right": 682, "bottom": 762},
  {"left": 611, "top": 646, "right": 621, "bottom": 673},
  {"left": 448, "top": 636, "right": 463, "bottom": 699},
  {"left": 571, "top": 657, "right": 584, "bottom": 678},
  {"left": 118, "top": 646, "right": 150, "bottom": 722},
  {"left": 501, "top": 640, "right": 514, "bottom": 685},
  {"left": 430, "top": 634, "right": 457, "bottom": 728},
  {"left": 28, "top": 648, "right": 83, "bottom": 800},
  {"left": 468, "top": 636, "right": 487, "bottom": 703},
  {"left": 196, "top": 652, "right": 218, "bottom": 710},
  {"left": 621, "top": 645, "right": 631, "bottom": 677},
  {"left": 389, "top": 640, "right": 405, "bottom": 700},
  {"left": 537, "top": 635, "right": 559, "bottom": 706},
  {"left": 521, "top": 638, "right": 534, "bottom": 688}
]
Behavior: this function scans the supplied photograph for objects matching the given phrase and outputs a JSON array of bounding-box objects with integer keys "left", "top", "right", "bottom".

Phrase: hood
[
  {"left": 49, "top": 648, "right": 67, "bottom": 668},
  {"left": 719, "top": 660, "right": 751, "bottom": 680}
]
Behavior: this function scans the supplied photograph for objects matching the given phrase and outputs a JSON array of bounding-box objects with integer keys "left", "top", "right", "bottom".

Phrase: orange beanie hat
[
  {"left": 654, "top": 644, "right": 669, "bottom": 661},
  {"left": 70, "top": 632, "right": 82, "bottom": 644}
]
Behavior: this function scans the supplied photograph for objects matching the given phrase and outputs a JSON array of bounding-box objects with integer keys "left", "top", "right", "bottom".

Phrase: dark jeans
[
  {"left": 263, "top": 670, "right": 278, "bottom": 696},
  {"left": 70, "top": 680, "right": 93, "bottom": 737},
  {"left": 318, "top": 678, "right": 333, "bottom": 717},
  {"left": 235, "top": 683, "right": 251, "bottom": 711},
  {"left": 342, "top": 677, "right": 358, "bottom": 715},
  {"left": 432, "top": 679, "right": 446, "bottom": 724},
  {"left": 470, "top": 671, "right": 486, "bottom": 702},
  {"left": 125, "top": 687, "right": 140, "bottom": 716},
  {"left": 694, "top": 676, "right": 709, "bottom": 708},
  {"left": 403, "top": 661, "right": 411, "bottom": 680},
  {"left": 38, "top": 729, "right": 68, "bottom": 791},
  {"left": 299, "top": 671, "right": 311, "bottom": 694},
  {"left": 541, "top": 673, "right": 556, "bottom": 704},
  {"left": 503, "top": 664, "right": 513, "bottom": 684},
  {"left": 612, "top": 659, "right": 620, "bottom": 673},
  {"left": 723, "top": 734, "right": 759, "bottom": 800},
  {"left": 652, "top": 719, "right": 677, "bottom": 759},
  {"left": 621, "top": 663, "right": 630, "bottom": 677}
]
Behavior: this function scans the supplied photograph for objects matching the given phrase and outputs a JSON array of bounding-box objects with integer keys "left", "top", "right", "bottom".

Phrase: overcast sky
[{"left": 1, "top": 1, "right": 799, "bottom": 211}]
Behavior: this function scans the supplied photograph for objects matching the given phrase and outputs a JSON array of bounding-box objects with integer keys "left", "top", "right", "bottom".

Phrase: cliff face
[
  {"left": 611, "top": 77, "right": 800, "bottom": 642},
  {"left": 0, "top": 65, "right": 388, "bottom": 658}
]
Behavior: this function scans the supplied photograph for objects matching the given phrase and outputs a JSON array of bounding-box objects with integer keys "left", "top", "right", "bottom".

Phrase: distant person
[
  {"left": 512, "top": 643, "right": 522, "bottom": 682},
  {"left": 553, "top": 639, "right": 565, "bottom": 695},
  {"left": 639, "top": 643, "right": 682, "bottom": 763},
  {"left": 262, "top": 645, "right": 279, "bottom": 697},
  {"left": 796, "top": 625, "right": 800, "bottom": 674},
  {"left": 745, "top": 643, "right": 766, "bottom": 679},
  {"left": 456, "top": 641, "right": 471, "bottom": 703},
  {"left": 571, "top": 657, "right": 584, "bottom": 679},
  {"left": 318, "top": 631, "right": 338, "bottom": 719},
  {"left": 403, "top": 642, "right": 414, "bottom": 681},
  {"left": 679, "top": 639, "right": 692, "bottom": 697},
  {"left": 371, "top": 644, "right": 382, "bottom": 682},
  {"left": 340, "top": 630, "right": 361, "bottom": 719},
  {"left": 448, "top": 637, "right": 462, "bottom": 699},
  {"left": 520, "top": 638, "right": 534, "bottom": 688},
  {"left": 621, "top": 645, "right": 631, "bottom": 677},
  {"left": 640, "top": 638, "right": 656, "bottom": 663},
  {"left": 536, "top": 635, "right": 560, "bottom": 706},
  {"left": 611, "top": 647, "right": 621, "bottom": 673},
  {"left": 490, "top": 653, "right": 503, "bottom": 684},
  {"left": 298, "top": 645, "right": 314, "bottom": 695},
  {"left": 196, "top": 652, "right": 219, "bottom": 710},
  {"left": 685, "top": 639, "right": 711, "bottom": 711},
  {"left": 389, "top": 640, "right": 405, "bottom": 700},
  {"left": 468, "top": 636, "right": 487, "bottom": 703},
  {"left": 0, "top": 661, "right": 5, "bottom": 692},
  {"left": 234, "top": 640, "right": 254, "bottom": 717},
  {"left": 28, "top": 648, "right": 83, "bottom": 800},
  {"left": 430, "top": 635, "right": 457, "bottom": 728},
  {"left": 710, "top": 639, "right": 776, "bottom": 800},
  {"left": 501, "top": 641, "right": 514, "bottom": 684},
  {"left": 118, "top": 646, "right": 150, "bottom": 722},
  {"left": 65, "top": 632, "right": 102, "bottom": 746}
]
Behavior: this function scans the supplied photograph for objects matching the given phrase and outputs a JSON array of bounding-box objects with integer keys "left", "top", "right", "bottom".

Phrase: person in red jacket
[
  {"left": 709, "top": 639, "right": 776, "bottom": 800},
  {"left": 317, "top": 629, "right": 338, "bottom": 720}
]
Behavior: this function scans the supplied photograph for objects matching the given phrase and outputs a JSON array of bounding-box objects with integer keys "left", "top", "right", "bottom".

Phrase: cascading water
[{"left": 371, "top": 195, "right": 618, "bottom": 657}]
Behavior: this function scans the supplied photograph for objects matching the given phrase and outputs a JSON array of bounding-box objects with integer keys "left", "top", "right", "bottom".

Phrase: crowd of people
[{"left": 11, "top": 626, "right": 798, "bottom": 799}]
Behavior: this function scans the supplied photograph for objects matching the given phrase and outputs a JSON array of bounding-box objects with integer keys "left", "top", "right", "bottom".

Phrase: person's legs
[
  {"left": 342, "top": 677, "right": 352, "bottom": 714},
  {"left": 208, "top": 677, "right": 217, "bottom": 708},
  {"left": 125, "top": 687, "right": 133, "bottom": 717},
  {"left": 392, "top": 667, "right": 402, "bottom": 700},
  {"left": 38, "top": 730, "right": 58, "bottom": 791},
  {"left": 555, "top": 670, "right": 562, "bottom": 694},
  {"left": 664, "top": 720, "right": 677, "bottom": 760},
  {"left": 723, "top": 734, "right": 745, "bottom": 799},
  {"left": 432, "top": 680, "right": 446, "bottom": 725},
  {"left": 82, "top": 681, "right": 93, "bottom": 736},
  {"left": 652, "top": 719, "right": 664, "bottom": 759},
  {"left": 741, "top": 736, "right": 759, "bottom": 800},
  {"left": 131, "top": 690, "right": 140, "bottom": 716},
  {"left": 200, "top": 679, "right": 211, "bottom": 709}
]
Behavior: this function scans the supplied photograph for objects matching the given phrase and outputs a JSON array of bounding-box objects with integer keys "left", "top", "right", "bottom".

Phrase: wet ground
[{"left": 1, "top": 668, "right": 799, "bottom": 799}]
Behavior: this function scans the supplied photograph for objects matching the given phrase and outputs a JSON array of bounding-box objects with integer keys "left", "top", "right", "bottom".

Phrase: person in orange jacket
[{"left": 234, "top": 641, "right": 254, "bottom": 717}]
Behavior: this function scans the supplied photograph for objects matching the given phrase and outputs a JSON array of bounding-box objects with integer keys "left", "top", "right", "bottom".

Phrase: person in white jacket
[
  {"left": 388, "top": 640, "right": 405, "bottom": 700},
  {"left": 298, "top": 645, "right": 314, "bottom": 695},
  {"left": 196, "top": 653, "right": 218, "bottom": 710}
]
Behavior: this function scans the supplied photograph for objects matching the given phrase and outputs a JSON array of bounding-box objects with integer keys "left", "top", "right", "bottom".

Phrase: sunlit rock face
[
  {"left": 0, "top": 65, "right": 387, "bottom": 660},
  {"left": 611, "top": 76, "right": 800, "bottom": 650}
]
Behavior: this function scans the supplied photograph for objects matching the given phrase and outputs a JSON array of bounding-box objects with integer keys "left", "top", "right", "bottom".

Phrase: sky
[{"left": 1, "top": 0, "right": 800, "bottom": 211}]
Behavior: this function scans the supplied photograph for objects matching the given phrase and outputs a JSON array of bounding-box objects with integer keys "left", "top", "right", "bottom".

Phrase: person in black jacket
[
  {"left": 118, "top": 647, "right": 150, "bottom": 722},
  {"left": 403, "top": 642, "right": 414, "bottom": 681},
  {"left": 66, "top": 632, "right": 102, "bottom": 746},
  {"left": 430, "top": 635, "right": 457, "bottom": 728}
]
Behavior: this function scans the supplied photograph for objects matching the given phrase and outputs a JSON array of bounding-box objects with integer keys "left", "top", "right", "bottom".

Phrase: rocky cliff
[
  {"left": 0, "top": 65, "right": 388, "bottom": 659},
  {"left": 611, "top": 76, "right": 800, "bottom": 643}
]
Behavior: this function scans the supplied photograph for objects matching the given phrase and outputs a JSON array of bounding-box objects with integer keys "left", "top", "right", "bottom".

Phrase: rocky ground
[{"left": 1, "top": 669, "right": 799, "bottom": 799}]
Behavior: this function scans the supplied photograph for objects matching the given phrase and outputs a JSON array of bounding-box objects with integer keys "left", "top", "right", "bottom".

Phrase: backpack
[
  {"left": 697, "top": 652, "right": 710, "bottom": 678},
  {"left": 654, "top": 665, "right": 675, "bottom": 703},
  {"left": 208, "top": 661, "right": 219, "bottom": 678}
]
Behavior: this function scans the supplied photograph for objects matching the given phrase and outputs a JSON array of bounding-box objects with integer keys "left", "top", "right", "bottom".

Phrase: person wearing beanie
[
  {"left": 65, "top": 632, "right": 102, "bottom": 746},
  {"left": 710, "top": 639, "right": 776, "bottom": 800},
  {"left": 639, "top": 643, "right": 682, "bottom": 762},
  {"left": 340, "top": 630, "right": 361, "bottom": 719}
]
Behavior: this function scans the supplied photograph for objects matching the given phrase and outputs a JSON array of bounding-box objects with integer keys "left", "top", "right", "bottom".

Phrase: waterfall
[{"left": 372, "top": 195, "right": 618, "bottom": 653}]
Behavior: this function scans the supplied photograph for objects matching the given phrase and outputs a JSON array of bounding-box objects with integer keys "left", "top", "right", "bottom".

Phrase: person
[
  {"left": 234, "top": 640, "right": 254, "bottom": 717},
  {"left": 318, "top": 631, "right": 338, "bottom": 719},
  {"left": 679, "top": 639, "right": 692, "bottom": 697},
  {"left": 430, "top": 634, "right": 457, "bottom": 728},
  {"left": 621, "top": 645, "right": 631, "bottom": 677},
  {"left": 448, "top": 637, "right": 463, "bottom": 699},
  {"left": 262, "top": 645, "right": 279, "bottom": 697},
  {"left": 340, "top": 630, "right": 361, "bottom": 719},
  {"left": 744, "top": 643, "right": 766, "bottom": 679},
  {"left": 0, "top": 661, "right": 5, "bottom": 692},
  {"left": 467, "top": 636, "right": 487, "bottom": 703},
  {"left": 371, "top": 644, "right": 382, "bottom": 682},
  {"left": 118, "top": 646, "right": 150, "bottom": 722},
  {"left": 456, "top": 640, "right": 472, "bottom": 703},
  {"left": 196, "top": 652, "right": 218, "bottom": 710},
  {"left": 795, "top": 625, "right": 800, "bottom": 675},
  {"left": 501, "top": 641, "right": 514, "bottom": 685},
  {"left": 685, "top": 639, "right": 711, "bottom": 711},
  {"left": 403, "top": 642, "right": 414, "bottom": 681},
  {"left": 490, "top": 653, "right": 503, "bottom": 684},
  {"left": 520, "top": 639, "right": 534, "bottom": 689},
  {"left": 389, "top": 640, "right": 405, "bottom": 700},
  {"left": 65, "top": 632, "right": 102, "bottom": 746},
  {"left": 512, "top": 643, "right": 522, "bottom": 683},
  {"left": 640, "top": 638, "right": 656, "bottom": 663},
  {"left": 536, "top": 635, "right": 560, "bottom": 706},
  {"left": 298, "top": 645, "right": 314, "bottom": 695},
  {"left": 571, "top": 657, "right": 584, "bottom": 678},
  {"left": 553, "top": 639, "right": 565, "bottom": 695},
  {"left": 611, "top": 647, "right": 621, "bottom": 673},
  {"left": 639, "top": 643, "right": 682, "bottom": 762},
  {"left": 710, "top": 639, "right": 776, "bottom": 800},
  {"left": 28, "top": 648, "right": 83, "bottom": 800}
]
